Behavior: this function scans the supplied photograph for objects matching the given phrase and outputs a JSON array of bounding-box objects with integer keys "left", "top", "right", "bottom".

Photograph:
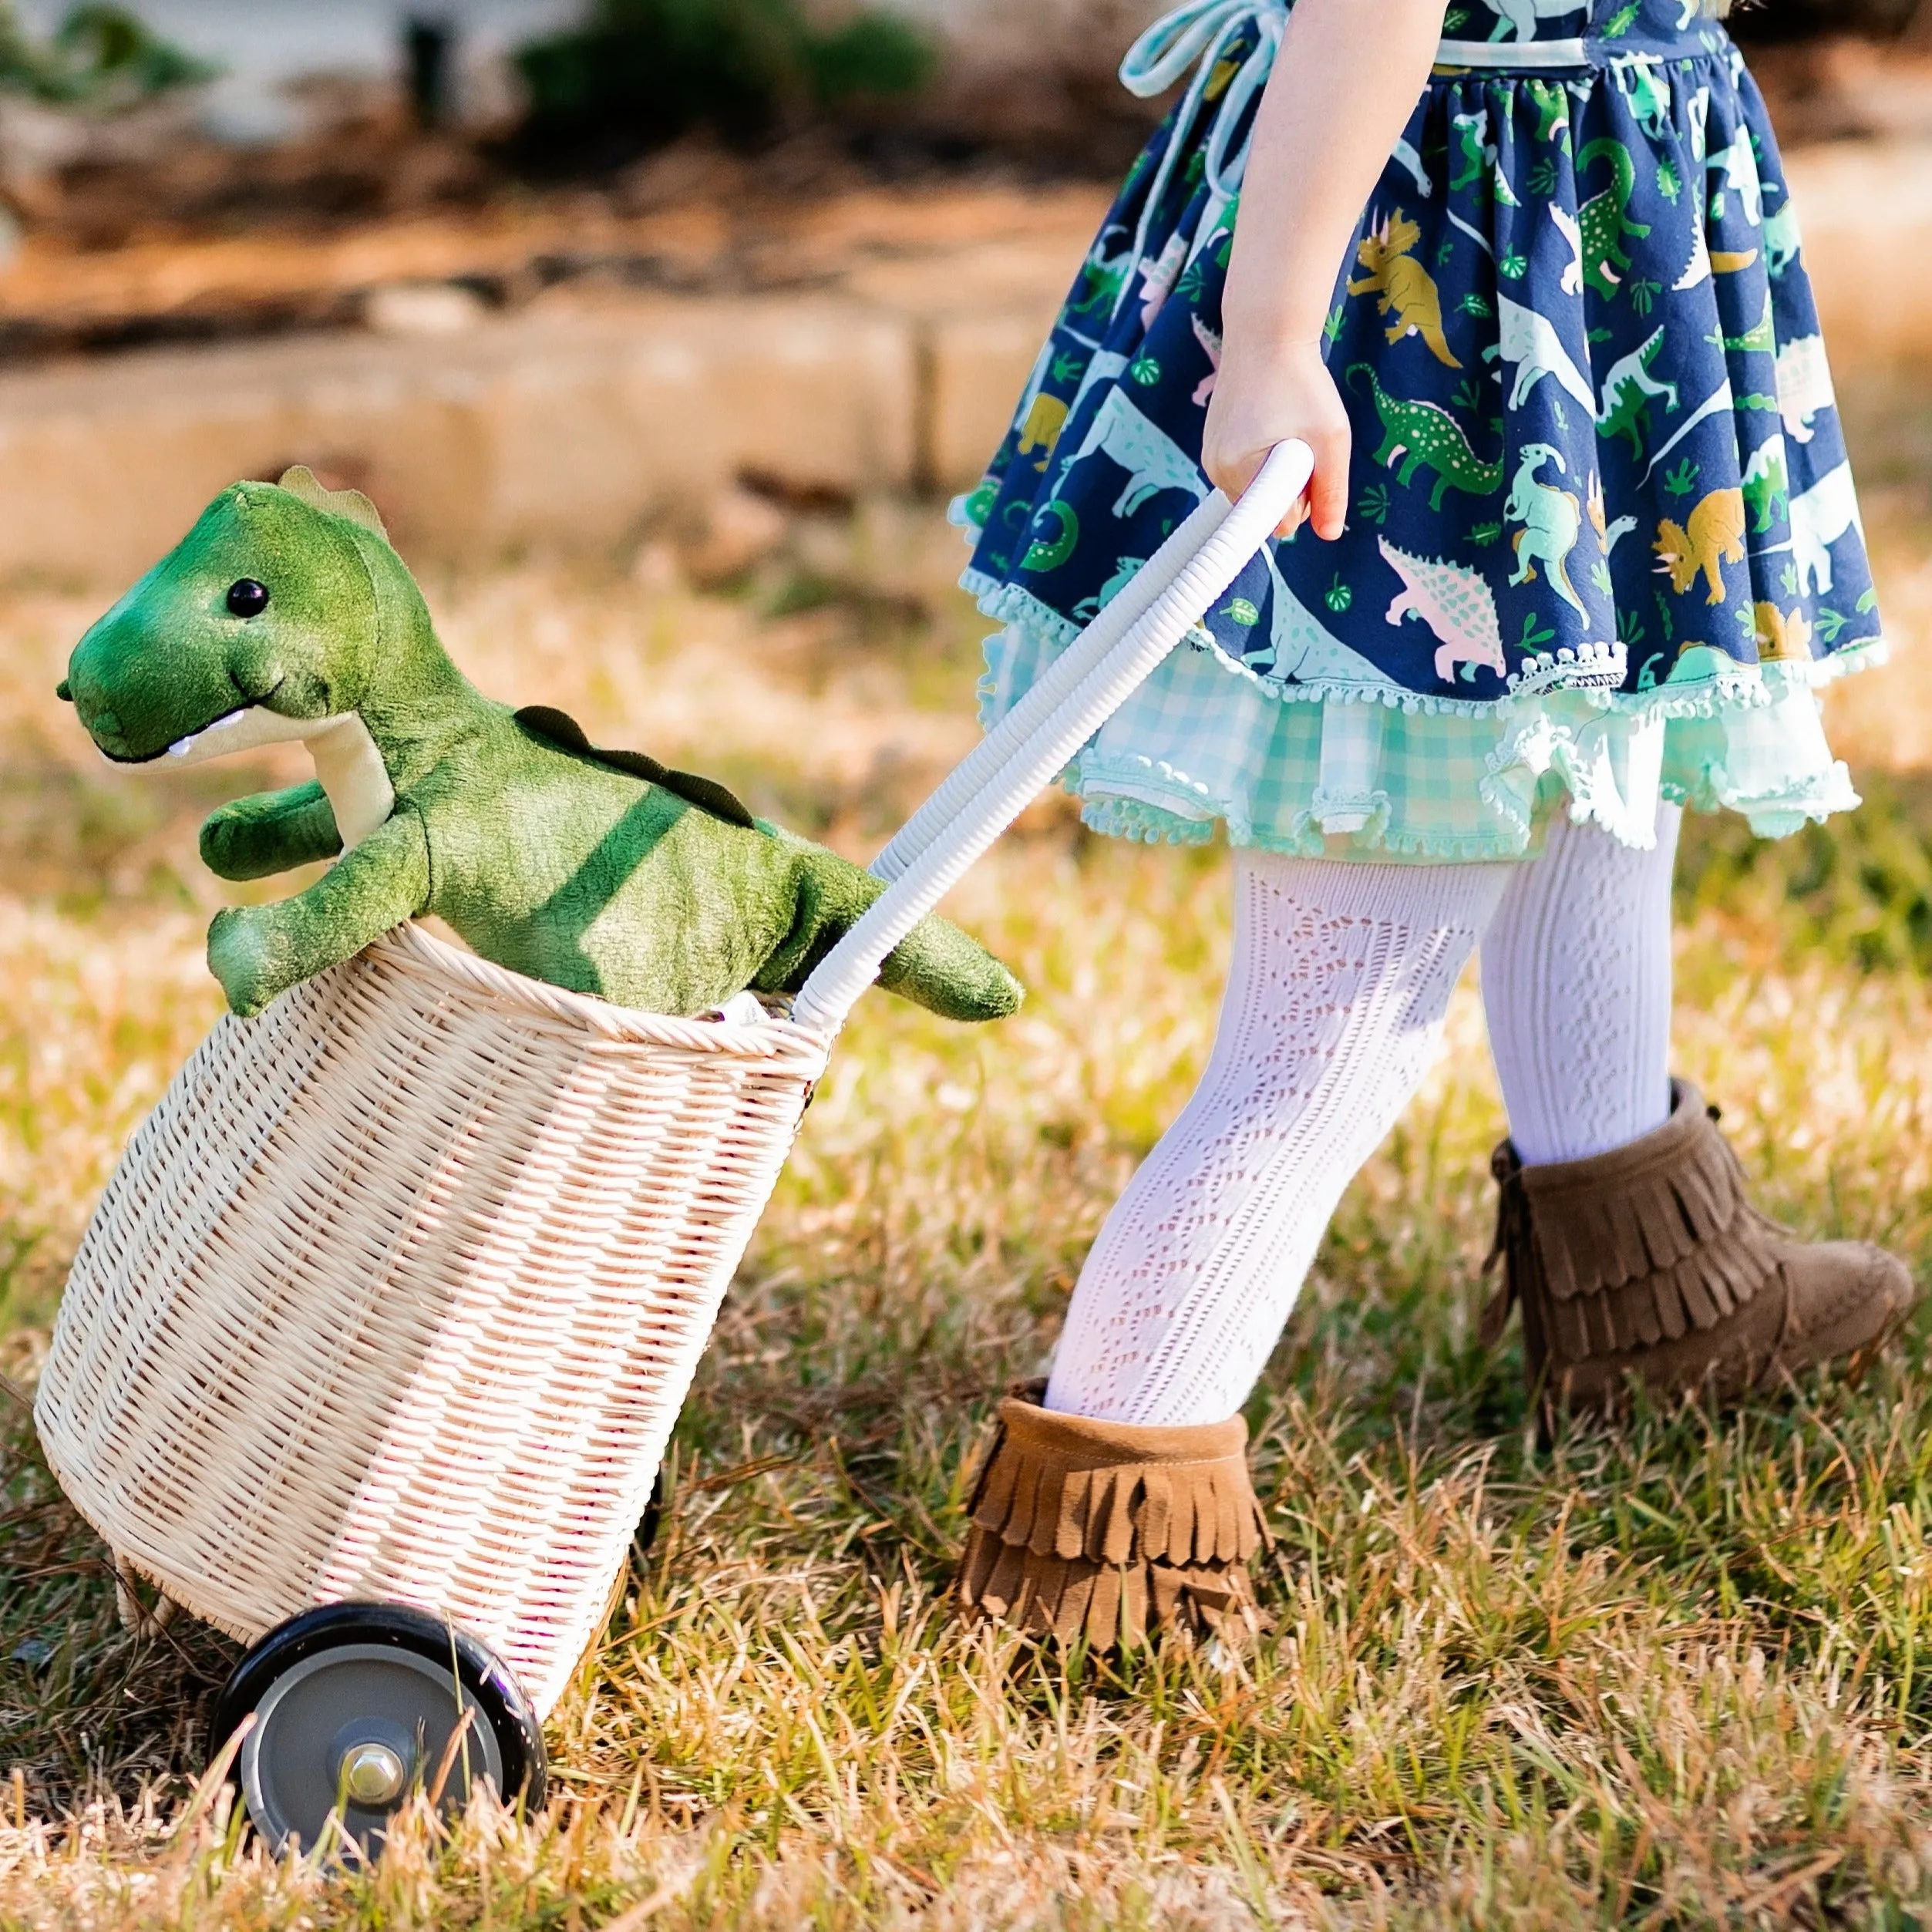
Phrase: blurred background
[
  {"left": 0, "top": 0, "right": 1927, "bottom": 583},
  {"left": 0, "top": 0, "right": 1920, "bottom": 572}
]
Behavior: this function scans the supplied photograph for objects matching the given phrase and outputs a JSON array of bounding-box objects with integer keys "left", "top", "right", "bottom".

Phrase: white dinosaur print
[
  {"left": 1257, "top": 547, "right": 1409, "bottom": 692},
  {"left": 1787, "top": 461, "right": 1863, "bottom": 597},
  {"left": 1762, "top": 200, "right": 1802, "bottom": 278},
  {"left": 1379, "top": 537, "right": 1507, "bottom": 685},
  {"left": 1062, "top": 389, "right": 1205, "bottom": 520},
  {"left": 1506, "top": 443, "right": 1588, "bottom": 623},
  {"left": 1137, "top": 231, "right": 1188, "bottom": 331},
  {"left": 1486, "top": 296, "right": 1595, "bottom": 414},
  {"left": 1705, "top": 127, "right": 1764, "bottom": 227},
  {"left": 1390, "top": 137, "right": 1432, "bottom": 200},
  {"left": 1550, "top": 205, "right": 1585, "bottom": 298},
  {"left": 1675, "top": 223, "right": 1712, "bottom": 291},
  {"left": 1488, "top": 0, "right": 1578, "bottom": 42},
  {"left": 1587, "top": 473, "right": 1638, "bottom": 557},
  {"left": 1643, "top": 378, "right": 1735, "bottom": 485},
  {"left": 1062, "top": 349, "right": 1129, "bottom": 426},
  {"left": 1190, "top": 314, "right": 1222, "bottom": 408},
  {"left": 1775, "top": 334, "right": 1836, "bottom": 446}
]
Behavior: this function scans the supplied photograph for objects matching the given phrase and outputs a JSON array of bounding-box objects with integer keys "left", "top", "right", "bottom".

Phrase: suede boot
[
  {"left": 954, "top": 1385, "right": 1269, "bottom": 1648},
  {"left": 1484, "top": 1080, "right": 1916, "bottom": 1416}
]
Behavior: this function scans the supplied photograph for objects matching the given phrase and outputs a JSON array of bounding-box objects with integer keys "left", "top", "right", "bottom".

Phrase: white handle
[
  {"left": 867, "top": 486, "right": 1231, "bottom": 887},
  {"left": 791, "top": 440, "right": 1314, "bottom": 1036}
]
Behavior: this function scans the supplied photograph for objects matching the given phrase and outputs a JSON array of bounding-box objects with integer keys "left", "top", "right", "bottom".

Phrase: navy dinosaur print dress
[{"left": 956, "top": 0, "right": 1876, "bottom": 860}]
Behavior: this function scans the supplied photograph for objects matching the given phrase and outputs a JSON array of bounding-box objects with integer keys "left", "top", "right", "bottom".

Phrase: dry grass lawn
[{"left": 5, "top": 375, "right": 1932, "bottom": 1927}]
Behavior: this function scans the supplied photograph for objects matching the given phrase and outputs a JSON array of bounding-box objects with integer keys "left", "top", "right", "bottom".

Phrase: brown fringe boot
[
  {"left": 1485, "top": 1080, "right": 1916, "bottom": 1416},
  {"left": 954, "top": 1385, "right": 1269, "bottom": 1648}
]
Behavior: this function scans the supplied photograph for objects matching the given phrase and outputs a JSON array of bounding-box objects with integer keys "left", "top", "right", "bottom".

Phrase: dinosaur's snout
[
  {"left": 66, "top": 604, "right": 252, "bottom": 764},
  {"left": 64, "top": 650, "right": 140, "bottom": 758}
]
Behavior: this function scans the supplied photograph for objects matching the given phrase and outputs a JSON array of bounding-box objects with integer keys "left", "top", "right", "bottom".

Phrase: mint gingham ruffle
[{"left": 968, "top": 574, "right": 1870, "bottom": 860}]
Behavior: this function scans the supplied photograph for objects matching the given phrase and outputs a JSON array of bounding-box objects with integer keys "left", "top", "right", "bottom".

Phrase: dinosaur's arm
[
  {"left": 200, "top": 783, "right": 343, "bottom": 881},
  {"left": 207, "top": 808, "right": 429, "bottom": 1017}
]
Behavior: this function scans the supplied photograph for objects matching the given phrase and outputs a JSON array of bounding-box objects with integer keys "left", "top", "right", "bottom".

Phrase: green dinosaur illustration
[
  {"left": 1577, "top": 137, "right": 1651, "bottom": 299},
  {"left": 1742, "top": 436, "right": 1790, "bottom": 535},
  {"left": 1595, "top": 325, "right": 1679, "bottom": 463},
  {"left": 1069, "top": 248, "right": 1129, "bottom": 318},
  {"left": 60, "top": 471, "right": 1022, "bottom": 1025},
  {"left": 1523, "top": 78, "right": 1571, "bottom": 149},
  {"left": 1022, "top": 499, "right": 1080, "bottom": 573},
  {"left": 1723, "top": 291, "right": 1776, "bottom": 357},
  {"left": 1451, "top": 111, "right": 1520, "bottom": 207},
  {"left": 1450, "top": 113, "right": 1486, "bottom": 194},
  {"left": 1348, "top": 365, "right": 1503, "bottom": 511}
]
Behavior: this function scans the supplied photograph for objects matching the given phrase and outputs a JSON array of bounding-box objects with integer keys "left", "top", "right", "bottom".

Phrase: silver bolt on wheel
[
  {"left": 238, "top": 1642, "right": 505, "bottom": 1860},
  {"left": 342, "top": 1741, "right": 407, "bottom": 1806}
]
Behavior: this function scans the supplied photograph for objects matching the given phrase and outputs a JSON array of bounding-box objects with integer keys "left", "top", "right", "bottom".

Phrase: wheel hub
[
  {"left": 340, "top": 1740, "right": 409, "bottom": 1807},
  {"left": 216, "top": 1602, "right": 547, "bottom": 1865},
  {"left": 239, "top": 1642, "right": 505, "bottom": 1858}
]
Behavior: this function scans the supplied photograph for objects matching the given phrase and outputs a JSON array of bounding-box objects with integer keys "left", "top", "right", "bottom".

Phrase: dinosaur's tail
[
  {"left": 1577, "top": 137, "right": 1634, "bottom": 194},
  {"left": 877, "top": 913, "right": 1025, "bottom": 1023},
  {"left": 770, "top": 843, "right": 1023, "bottom": 1024}
]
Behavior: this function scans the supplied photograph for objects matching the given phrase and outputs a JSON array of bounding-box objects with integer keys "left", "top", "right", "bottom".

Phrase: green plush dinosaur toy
[{"left": 59, "top": 469, "right": 1022, "bottom": 1025}]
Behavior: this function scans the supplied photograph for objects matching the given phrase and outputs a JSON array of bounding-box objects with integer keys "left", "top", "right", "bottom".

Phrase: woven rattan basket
[
  {"left": 35, "top": 445, "right": 1311, "bottom": 1726},
  {"left": 36, "top": 927, "right": 828, "bottom": 1715}
]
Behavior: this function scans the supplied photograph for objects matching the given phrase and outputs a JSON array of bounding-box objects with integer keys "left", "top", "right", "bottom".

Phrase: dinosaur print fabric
[{"left": 956, "top": 0, "right": 1873, "bottom": 860}]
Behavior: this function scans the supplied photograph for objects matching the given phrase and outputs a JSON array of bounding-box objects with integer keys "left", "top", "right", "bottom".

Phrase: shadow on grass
[{"left": 0, "top": 1393, "right": 237, "bottom": 1815}]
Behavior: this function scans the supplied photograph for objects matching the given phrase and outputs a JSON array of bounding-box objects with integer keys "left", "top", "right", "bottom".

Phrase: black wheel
[{"left": 212, "top": 1600, "right": 547, "bottom": 1860}]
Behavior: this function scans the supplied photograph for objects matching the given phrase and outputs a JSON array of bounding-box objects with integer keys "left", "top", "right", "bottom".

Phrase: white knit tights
[
  {"left": 1044, "top": 852, "right": 1515, "bottom": 1429},
  {"left": 1481, "top": 805, "right": 1679, "bottom": 1166},
  {"left": 1043, "top": 814, "right": 1682, "bottom": 1429}
]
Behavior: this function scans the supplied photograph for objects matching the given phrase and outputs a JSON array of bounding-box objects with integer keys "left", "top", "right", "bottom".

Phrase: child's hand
[{"left": 1201, "top": 336, "right": 1351, "bottom": 540}]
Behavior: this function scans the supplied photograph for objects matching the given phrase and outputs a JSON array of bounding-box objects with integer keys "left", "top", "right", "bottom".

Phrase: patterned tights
[{"left": 1042, "top": 815, "right": 1678, "bottom": 1429}]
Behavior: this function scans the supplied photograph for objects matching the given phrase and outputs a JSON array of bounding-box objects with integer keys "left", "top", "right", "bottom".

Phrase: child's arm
[{"left": 1203, "top": 0, "right": 1446, "bottom": 537}]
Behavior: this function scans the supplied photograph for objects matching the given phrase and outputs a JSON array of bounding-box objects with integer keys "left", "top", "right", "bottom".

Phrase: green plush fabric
[{"left": 62, "top": 472, "right": 1023, "bottom": 1025}]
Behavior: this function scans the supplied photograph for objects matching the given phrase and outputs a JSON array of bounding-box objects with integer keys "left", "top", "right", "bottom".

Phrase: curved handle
[
  {"left": 867, "top": 486, "right": 1231, "bottom": 887},
  {"left": 791, "top": 440, "right": 1314, "bottom": 1037}
]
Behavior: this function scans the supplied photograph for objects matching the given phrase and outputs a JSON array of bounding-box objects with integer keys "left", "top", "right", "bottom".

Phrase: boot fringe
[
  {"left": 956, "top": 1388, "right": 1267, "bottom": 1648},
  {"left": 1522, "top": 1082, "right": 1779, "bottom": 1363}
]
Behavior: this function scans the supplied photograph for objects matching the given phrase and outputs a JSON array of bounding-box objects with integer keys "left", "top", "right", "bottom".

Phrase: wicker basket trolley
[{"left": 34, "top": 446, "right": 1312, "bottom": 1856}]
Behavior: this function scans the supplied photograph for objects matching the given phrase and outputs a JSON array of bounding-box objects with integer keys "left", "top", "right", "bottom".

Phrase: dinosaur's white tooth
[{"left": 167, "top": 708, "right": 248, "bottom": 758}]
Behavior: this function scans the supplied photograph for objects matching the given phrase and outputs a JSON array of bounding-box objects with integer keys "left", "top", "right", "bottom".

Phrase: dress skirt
[{"left": 955, "top": 0, "right": 1878, "bottom": 858}]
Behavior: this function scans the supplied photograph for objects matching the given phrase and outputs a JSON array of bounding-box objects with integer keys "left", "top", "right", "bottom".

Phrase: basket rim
[{"left": 372, "top": 923, "right": 833, "bottom": 1065}]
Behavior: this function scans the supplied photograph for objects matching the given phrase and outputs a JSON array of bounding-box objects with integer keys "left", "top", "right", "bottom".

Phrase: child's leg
[
  {"left": 958, "top": 853, "right": 1510, "bottom": 1645},
  {"left": 1479, "top": 806, "right": 1679, "bottom": 1166},
  {"left": 1043, "top": 852, "right": 1516, "bottom": 1430},
  {"left": 1473, "top": 805, "right": 1912, "bottom": 1415}
]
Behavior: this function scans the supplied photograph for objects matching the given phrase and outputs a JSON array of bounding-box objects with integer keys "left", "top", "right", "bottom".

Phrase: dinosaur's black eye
[{"left": 226, "top": 578, "right": 270, "bottom": 618}]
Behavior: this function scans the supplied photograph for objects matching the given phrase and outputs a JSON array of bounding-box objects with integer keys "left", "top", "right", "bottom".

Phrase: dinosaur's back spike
[
  {"left": 514, "top": 705, "right": 757, "bottom": 830},
  {"left": 276, "top": 466, "right": 389, "bottom": 541}
]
